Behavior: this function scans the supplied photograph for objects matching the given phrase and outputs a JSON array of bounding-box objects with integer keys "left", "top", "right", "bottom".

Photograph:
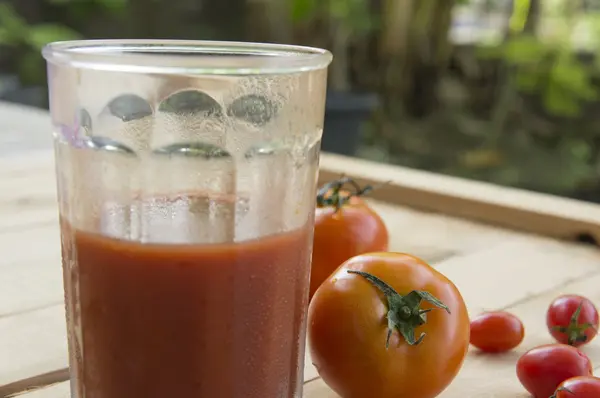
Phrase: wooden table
[{"left": 2, "top": 101, "right": 600, "bottom": 397}]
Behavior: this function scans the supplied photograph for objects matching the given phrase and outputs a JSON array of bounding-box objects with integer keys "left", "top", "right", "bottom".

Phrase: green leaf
[
  {"left": 17, "top": 51, "right": 45, "bottom": 85},
  {"left": 330, "top": 0, "right": 350, "bottom": 20},
  {"left": 543, "top": 82, "right": 581, "bottom": 117},
  {"left": 291, "top": 0, "right": 318, "bottom": 23},
  {"left": 0, "top": 3, "right": 28, "bottom": 38},
  {"left": 26, "top": 24, "right": 82, "bottom": 50},
  {"left": 509, "top": 0, "right": 531, "bottom": 34},
  {"left": 0, "top": 26, "right": 17, "bottom": 45},
  {"left": 550, "top": 56, "right": 598, "bottom": 101},
  {"left": 503, "top": 35, "right": 547, "bottom": 65},
  {"left": 514, "top": 68, "right": 542, "bottom": 93},
  {"left": 95, "top": 0, "right": 129, "bottom": 14},
  {"left": 476, "top": 44, "right": 504, "bottom": 60}
]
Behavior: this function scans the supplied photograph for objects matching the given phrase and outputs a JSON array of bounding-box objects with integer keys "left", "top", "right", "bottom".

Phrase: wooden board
[
  {"left": 319, "top": 153, "right": 600, "bottom": 243},
  {"left": 0, "top": 149, "right": 525, "bottom": 396},
  {"left": 2, "top": 143, "right": 600, "bottom": 396},
  {"left": 9, "top": 236, "right": 600, "bottom": 397}
]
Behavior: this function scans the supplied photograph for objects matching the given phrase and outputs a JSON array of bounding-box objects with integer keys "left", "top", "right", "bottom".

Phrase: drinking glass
[{"left": 43, "top": 40, "right": 331, "bottom": 398}]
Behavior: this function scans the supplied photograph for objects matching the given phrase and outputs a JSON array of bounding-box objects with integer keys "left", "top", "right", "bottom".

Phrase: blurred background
[{"left": 2, "top": 0, "right": 600, "bottom": 202}]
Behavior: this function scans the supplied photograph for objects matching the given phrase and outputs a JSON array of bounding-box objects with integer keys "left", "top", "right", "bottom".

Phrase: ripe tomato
[
  {"left": 469, "top": 311, "right": 524, "bottom": 353},
  {"left": 516, "top": 344, "right": 593, "bottom": 398},
  {"left": 308, "top": 252, "right": 470, "bottom": 398},
  {"left": 546, "top": 294, "right": 599, "bottom": 347},
  {"left": 552, "top": 376, "right": 600, "bottom": 398},
  {"left": 310, "top": 178, "right": 388, "bottom": 299}
]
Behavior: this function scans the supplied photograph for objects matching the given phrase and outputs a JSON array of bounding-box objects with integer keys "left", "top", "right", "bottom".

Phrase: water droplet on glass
[
  {"left": 96, "top": 94, "right": 154, "bottom": 153},
  {"left": 84, "top": 136, "right": 136, "bottom": 155},
  {"left": 79, "top": 108, "right": 92, "bottom": 133},
  {"left": 154, "top": 90, "right": 226, "bottom": 151},
  {"left": 107, "top": 94, "right": 153, "bottom": 122},
  {"left": 244, "top": 141, "right": 287, "bottom": 159},
  {"left": 228, "top": 94, "right": 278, "bottom": 126},
  {"left": 153, "top": 142, "right": 230, "bottom": 159},
  {"left": 159, "top": 90, "right": 222, "bottom": 116}
]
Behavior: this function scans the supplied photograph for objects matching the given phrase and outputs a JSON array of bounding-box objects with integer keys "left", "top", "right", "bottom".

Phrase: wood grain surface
[
  {"left": 0, "top": 149, "right": 524, "bottom": 397},
  {"left": 2, "top": 102, "right": 600, "bottom": 397},
  {"left": 9, "top": 234, "right": 600, "bottom": 397}
]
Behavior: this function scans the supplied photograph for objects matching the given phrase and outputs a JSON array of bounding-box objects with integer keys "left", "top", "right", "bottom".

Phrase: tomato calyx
[
  {"left": 316, "top": 177, "right": 374, "bottom": 211},
  {"left": 552, "top": 301, "right": 598, "bottom": 346},
  {"left": 549, "top": 386, "right": 574, "bottom": 397},
  {"left": 347, "top": 270, "right": 451, "bottom": 348}
]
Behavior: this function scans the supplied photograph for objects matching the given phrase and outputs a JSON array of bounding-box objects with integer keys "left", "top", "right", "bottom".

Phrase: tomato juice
[{"left": 61, "top": 212, "right": 312, "bottom": 398}]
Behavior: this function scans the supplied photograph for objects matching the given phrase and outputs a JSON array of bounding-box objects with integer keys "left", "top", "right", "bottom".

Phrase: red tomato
[
  {"left": 310, "top": 178, "right": 388, "bottom": 299},
  {"left": 552, "top": 376, "right": 600, "bottom": 398},
  {"left": 469, "top": 311, "right": 524, "bottom": 353},
  {"left": 546, "top": 294, "right": 599, "bottom": 347},
  {"left": 516, "top": 344, "right": 593, "bottom": 398},
  {"left": 308, "top": 253, "right": 470, "bottom": 398}
]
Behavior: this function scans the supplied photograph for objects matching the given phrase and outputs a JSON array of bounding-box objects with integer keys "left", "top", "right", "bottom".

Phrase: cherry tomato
[
  {"left": 552, "top": 376, "right": 600, "bottom": 398},
  {"left": 516, "top": 344, "right": 593, "bottom": 398},
  {"left": 308, "top": 252, "right": 470, "bottom": 398},
  {"left": 310, "top": 178, "right": 388, "bottom": 299},
  {"left": 469, "top": 311, "right": 524, "bottom": 353},
  {"left": 546, "top": 294, "right": 599, "bottom": 347}
]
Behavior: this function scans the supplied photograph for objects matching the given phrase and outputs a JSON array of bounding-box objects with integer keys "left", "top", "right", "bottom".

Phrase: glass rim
[{"left": 42, "top": 39, "right": 333, "bottom": 75}]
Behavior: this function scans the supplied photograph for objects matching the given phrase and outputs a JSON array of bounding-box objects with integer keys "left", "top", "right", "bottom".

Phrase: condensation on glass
[{"left": 45, "top": 40, "right": 331, "bottom": 244}]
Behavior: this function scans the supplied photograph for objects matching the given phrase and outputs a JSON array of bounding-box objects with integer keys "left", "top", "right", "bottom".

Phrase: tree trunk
[
  {"left": 201, "top": 0, "right": 246, "bottom": 40},
  {"left": 245, "top": 0, "right": 292, "bottom": 43},
  {"left": 128, "top": 0, "right": 160, "bottom": 38},
  {"left": 329, "top": 20, "right": 351, "bottom": 92},
  {"left": 524, "top": 0, "right": 541, "bottom": 34},
  {"left": 379, "top": 0, "right": 455, "bottom": 117}
]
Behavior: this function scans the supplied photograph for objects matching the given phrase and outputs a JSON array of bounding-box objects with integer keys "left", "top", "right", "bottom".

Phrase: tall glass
[{"left": 43, "top": 40, "right": 331, "bottom": 398}]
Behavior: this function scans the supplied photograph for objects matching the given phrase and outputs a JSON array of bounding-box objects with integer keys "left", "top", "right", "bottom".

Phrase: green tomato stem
[{"left": 347, "top": 270, "right": 451, "bottom": 348}]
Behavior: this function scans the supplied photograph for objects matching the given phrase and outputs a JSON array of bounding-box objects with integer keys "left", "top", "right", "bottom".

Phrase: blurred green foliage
[
  {"left": 0, "top": 3, "right": 80, "bottom": 49},
  {"left": 3, "top": 0, "right": 600, "bottom": 200},
  {"left": 291, "top": 0, "right": 376, "bottom": 33},
  {"left": 477, "top": 0, "right": 600, "bottom": 117},
  {"left": 479, "top": 35, "right": 599, "bottom": 117},
  {"left": 0, "top": 3, "right": 79, "bottom": 84}
]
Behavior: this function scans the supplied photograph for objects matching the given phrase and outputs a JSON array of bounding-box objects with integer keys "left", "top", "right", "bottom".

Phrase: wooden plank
[
  {"left": 0, "top": 254, "right": 63, "bottom": 318},
  {"left": 1, "top": 370, "right": 69, "bottom": 398},
  {"left": 5, "top": 235, "right": 600, "bottom": 397},
  {"left": 437, "top": 238, "right": 600, "bottom": 315},
  {"left": 0, "top": 102, "right": 53, "bottom": 156},
  {"left": 0, "top": 150, "right": 54, "bottom": 174},
  {"left": 6, "top": 381, "right": 69, "bottom": 398},
  {"left": 0, "top": 306, "right": 67, "bottom": 389},
  {"left": 368, "top": 200, "right": 523, "bottom": 261},
  {"left": 0, "top": 224, "right": 61, "bottom": 273},
  {"left": 0, "top": 150, "right": 513, "bottom": 392},
  {"left": 4, "top": 140, "right": 600, "bottom": 397},
  {"left": 319, "top": 153, "right": 600, "bottom": 243}
]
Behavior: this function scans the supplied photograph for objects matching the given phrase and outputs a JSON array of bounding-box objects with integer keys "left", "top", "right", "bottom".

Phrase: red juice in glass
[{"left": 62, "top": 215, "right": 311, "bottom": 398}]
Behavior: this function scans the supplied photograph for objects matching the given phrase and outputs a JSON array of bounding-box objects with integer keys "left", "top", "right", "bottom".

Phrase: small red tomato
[
  {"left": 546, "top": 295, "right": 599, "bottom": 347},
  {"left": 552, "top": 376, "right": 600, "bottom": 398},
  {"left": 516, "top": 344, "right": 593, "bottom": 398},
  {"left": 310, "top": 178, "right": 388, "bottom": 299},
  {"left": 469, "top": 311, "right": 524, "bottom": 353}
]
